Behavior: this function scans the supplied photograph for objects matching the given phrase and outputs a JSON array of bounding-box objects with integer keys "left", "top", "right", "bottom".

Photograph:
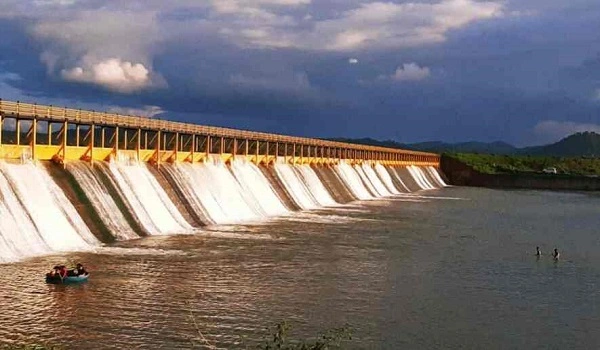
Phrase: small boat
[{"left": 45, "top": 272, "right": 90, "bottom": 284}]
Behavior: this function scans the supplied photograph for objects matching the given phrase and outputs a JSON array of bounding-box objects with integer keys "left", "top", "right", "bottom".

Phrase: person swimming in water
[
  {"left": 552, "top": 248, "right": 560, "bottom": 261},
  {"left": 536, "top": 246, "right": 542, "bottom": 256}
]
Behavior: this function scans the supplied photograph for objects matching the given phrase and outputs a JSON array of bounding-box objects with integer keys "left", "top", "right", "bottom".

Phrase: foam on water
[
  {"left": 273, "top": 163, "right": 319, "bottom": 210},
  {"left": 67, "top": 162, "right": 139, "bottom": 240},
  {"left": 373, "top": 163, "right": 400, "bottom": 194},
  {"left": 295, "top": 165, "right": 338, "bottom": 207},
  {"left": 106, "top": 160, "right": 192, "bottom": 234},
  {"left": 164, "top": 160, "right": 263, "bottom": 224},
  {"left": 0, "top": 162, "right": 98, "bottom": 263},
  {"left": 230, "top": 159, "right": 289, "bottom": 217},
  {"left": 333, "top": 162, "right": 374, "bottom": 200}
]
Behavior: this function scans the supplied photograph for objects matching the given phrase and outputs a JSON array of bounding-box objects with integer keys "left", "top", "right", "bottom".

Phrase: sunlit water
[{"left": 1, "top": 187, "right": 600, "bottom": 349}]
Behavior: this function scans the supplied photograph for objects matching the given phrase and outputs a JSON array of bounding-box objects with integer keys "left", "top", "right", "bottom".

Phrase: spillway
[
  {"left": 373, "top": 163, "right": 400, "bottom": 194},
  {"left": 105, "top": 161, "right": 193, "bottom": 235},
  {"left": 230, "top": 159, "right": 290, "bottom": 217},
  {"left": 0, "top": 161, "right": 98, "bottom": 263},
  {"left": 361, "top": 163, "right": 393, "bottom": 197},
  {"left": 409, "top": 165, "right": 435, "bottom": 190},
  {"left": 0, "top": 157, "right": 445, "bottom": 263},
  {"left": 295, "top": 165, "right": 338, "bottom": 207},
  {"left": 333, "top": 162, "right": 374, "bottom": 200},
  {"left": 67, "top": 162, "right": 139, "bottom": 240},
  {"left": 426, "top": 166, "right": 448, "bottom": 187},
  {"left": 162, "top": 159, "right": 264, "bottom": 225},
  {"left": 353, "top": 164, "right": 380, "bottom": 197},
  {"left": 273, "top": 163, "right": 319, "bottom": 210}
]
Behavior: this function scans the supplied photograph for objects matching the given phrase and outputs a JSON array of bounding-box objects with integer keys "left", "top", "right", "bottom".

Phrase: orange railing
[{"left": 0, "top": 99, "right": 437, "bottom": 158}]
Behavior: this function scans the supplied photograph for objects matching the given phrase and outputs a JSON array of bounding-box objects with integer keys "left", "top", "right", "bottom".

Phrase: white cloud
[
  {"left": 61, "top": 57, "right": 152, "bottom": 93},
  {"left": 215, "top": 0, "right": 503, "bottom": 51},
  {"left": 385, "top": 63, "right": 431, "bottom": 82},
  {"left": 348, "top": 58, "right": 359, "bottom": 64},
  {"left": 534, "top": 120, "right": 600, "bottom": 143}
]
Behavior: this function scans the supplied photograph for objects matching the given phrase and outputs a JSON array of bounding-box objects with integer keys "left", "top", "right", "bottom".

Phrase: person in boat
[
  {"left": 75, "top": 263, "right": 87, "bottom": 276},
  {"left": 535, "top": 247, "right": 542, "bottom": 257},
  {"left": 553, "top": 248, "right": 560, "bottom": 261}
]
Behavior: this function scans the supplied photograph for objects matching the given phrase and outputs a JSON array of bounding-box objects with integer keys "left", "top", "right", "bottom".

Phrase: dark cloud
[{"left": 1, "top": 0, "right": 600, "bottom": 145}]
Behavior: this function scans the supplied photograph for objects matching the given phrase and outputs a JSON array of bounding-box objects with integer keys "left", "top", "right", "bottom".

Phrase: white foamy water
[
  {"left": 333, "top": 162, "right": 374, "bottom": 200},
  {"left": 230, "top": 159, "right": 289, "bottom": 217},
  {"left": 386, "top": 166, "right": 411, "bottom": 193},
  {"left": 405, "top": 166, "right": 429, "bottom": 190},
  {"left": 353, "top": 164, "right": 380, "bottom": 197},
  {"left": 426, "top": 166, "right": 448, "bottom": 187},
  {"left": 67, "top": 162, "right": 139, "bottom": 240},
  {"left": 164, "top": 160, "right": 262, "bottom": 224},
  {"left": 410, "top": 165, "right": 436, "bottom": 189},
  {"left": 373, "top": 163, "right": 400, "bottom": 195},
  {"left": 295, "top": 165, "right": 338, "bottom": 207},
  {"left": 0, "top": 162, "right": 98, "bottom": 263},
  {"left": 273, "top": 163, "right": 319, "bottom": 210},
  {"left": 106, "top": 161, "right": 192, "bottom": 235}
]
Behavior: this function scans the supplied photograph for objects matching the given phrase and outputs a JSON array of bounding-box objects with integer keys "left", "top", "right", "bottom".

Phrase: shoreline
[{"left": 441, "top": 155, "right": 600, "bottom": 191}]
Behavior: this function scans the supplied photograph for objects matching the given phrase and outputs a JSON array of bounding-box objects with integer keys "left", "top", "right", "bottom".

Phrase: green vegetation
[{"left": 447, "top": 152, "right": 600, "bottom": 176}]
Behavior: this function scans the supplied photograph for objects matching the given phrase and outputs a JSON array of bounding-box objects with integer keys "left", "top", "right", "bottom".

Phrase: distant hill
[
  {"left": 518, "top": 132, "right": 600, "bottom": 157},
  {"left": 331, "top": 132, "right": 600, "bottom": 157}
]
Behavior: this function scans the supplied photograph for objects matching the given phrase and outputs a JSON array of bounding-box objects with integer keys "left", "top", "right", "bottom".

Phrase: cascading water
[
  {"left": 0, "top": 161, "right": 98, "bottom": 263},
  {"left": 295, "top": 165, "right": 338, "bottom": 207},
  {"left": 67, "top": 162, "right": 139, "bottom": 240},
  {"left": 385, "top": 166, "right": 410, "bottom": 193},
  {"left": 333, "top": 162, "right": 374, "bottom": 200},
  {"left": 361, "top": 163, "right": 392, "bottom": 196},
  {"left": 426, "top": 166, "right": 448, "bottom": 187},
  {"left": 409, "top": 165, "right": 436, "bottom": 189},
  {"left": 405, "top": 166, "right": 429, "bottom": 190},
  {"left": 353, "top": 164, "right": 380, "bottom": 197},
  {"left": 163, "top": 159, "right": 263, "bottom": 224},
  {"left": 273, "top": 163, "right": 319, "bottom": 210},
  {"left": 106, "top": 160, "right": 192, "bottom": 235},
  {"left": 373, "top": 163, "right": 400, "bottom": 194},
  {"left": 230, "top": 159, "right": 289, "bottom": 217}
]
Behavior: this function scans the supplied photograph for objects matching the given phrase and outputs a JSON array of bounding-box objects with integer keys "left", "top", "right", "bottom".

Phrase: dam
[{"left": 0, "top": 99, "right": 445, "bottom": 263}]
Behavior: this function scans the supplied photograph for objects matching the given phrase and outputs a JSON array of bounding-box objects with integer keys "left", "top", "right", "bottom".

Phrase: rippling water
[{"left": 1, "top": 187, "right": 600, "bottom": 349}]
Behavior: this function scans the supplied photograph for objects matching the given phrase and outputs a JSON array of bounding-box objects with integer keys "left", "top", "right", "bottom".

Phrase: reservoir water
[{"left": 1, "top": 187, "right": 599, "bottom": 349}]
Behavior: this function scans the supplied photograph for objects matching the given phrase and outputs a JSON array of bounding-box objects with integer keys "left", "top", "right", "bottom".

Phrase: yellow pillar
[
  {"left": 136, "top": 128, "right": 141, "bottom": 162},
  {"left": 62, "top": 120, "right": 67, "bottom": 163},
  {"left": 90, "top": 124, "right": 95, "bottom": 165},
  {"left": 31, "top": 118, "right": 37, "bottom": 160},
  {"left": 156, "top": 130, "right": 162, "bottom": 167},
  {"left": 47, "top": 123, "right": 52, "bottom": 146},
  {"left": 190, "top": 134, "right": 196, "bottom": 162},
  {"left": 16, "top": 119, "right": 20, "bottom": 146}
]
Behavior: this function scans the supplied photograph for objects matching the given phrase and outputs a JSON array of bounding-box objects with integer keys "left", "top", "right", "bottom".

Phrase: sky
[{"left": 0, "top": 0, "right": 599, "bottom": 146}]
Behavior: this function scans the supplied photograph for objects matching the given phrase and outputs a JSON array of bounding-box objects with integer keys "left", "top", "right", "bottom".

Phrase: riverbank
[{"left": 441, "top": 154, "right": 600, "bottom": 191}]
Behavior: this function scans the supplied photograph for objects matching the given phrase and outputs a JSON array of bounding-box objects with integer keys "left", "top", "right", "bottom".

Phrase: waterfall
[
  {"left": 163, "top": 160, "right": 263, "bottom": 224},
  {"left": 353, "top": 164, "right": 380, "bottom": 197},
  {"left": 385, "top": 166, "right": 410, "bottom": 193},
  {"left": 295, "top": 165, "right": 338, "bottom": 207},
  {"left": 409, "top": 165, "right": 436, "bottom": 189},
  {"left": 67, "top": 162, "right": 139, "bottom": 240},
  {"left": 333, "top": 162, "right": 374, "bottom": 200},
  {"left": 426, "top": 166, "right": 448, "bottom": 187},
  {"left": 230, "top": 159, "right": 289, "bottom": 217},
  {"left": 0, "top": 161, "right": 98, "bottom": 263},
  {"left": 360, "top": 163, "right": 392, "bottom": 196},
  {"left": 273, "top": 163, "right": 319, "bottom": 210},
  {"left": 373, "top": 163, "right": 400, "bottom": 194},
  {"left": 105, "top": 161, "right": 192, "bottom": 235}
]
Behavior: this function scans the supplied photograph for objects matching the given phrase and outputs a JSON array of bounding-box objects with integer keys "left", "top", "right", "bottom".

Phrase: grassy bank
[{"left": 448, "top": 152, "right": 600, "bottom": 176}]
